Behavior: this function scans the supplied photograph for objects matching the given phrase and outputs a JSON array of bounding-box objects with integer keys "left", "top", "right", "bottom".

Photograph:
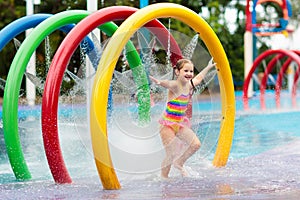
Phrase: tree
[{"left": 202, "top": 0, "right": 246, "bottom": 87}]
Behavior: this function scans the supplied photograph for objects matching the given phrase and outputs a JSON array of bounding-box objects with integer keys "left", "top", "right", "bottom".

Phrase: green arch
[{"left": 2, "top": 10, "right": 147, "bottom": 180}]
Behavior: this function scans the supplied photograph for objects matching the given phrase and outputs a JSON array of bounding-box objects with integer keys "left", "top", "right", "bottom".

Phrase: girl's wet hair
[{"left": 174, "top": 58, "right": 193, "bottom": 71}]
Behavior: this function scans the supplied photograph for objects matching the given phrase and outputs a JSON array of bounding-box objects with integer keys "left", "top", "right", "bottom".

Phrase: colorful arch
[
  {"left": 260, "top": 51, "right": 300, "bottom": 108},
  {"left": 0, "top": 14, "right": 51, "bottom": 51},
  {"left": 91, "top": 3, "right": 235, "bottom": 189},
  {"left": 260, "top": 53, "right": 285, "bottom": 109},
  {"left": 0, "top": 12, "right": 99, "bottom": 181},
  {"left": 255, "top": 50, "right": 300, "bottom": 109},
  {"left": 2, "top": 10, "right": 119, "bottom": 182},
  {"left": 42, "top": 6, "right": 182, "bottom": 184},
  {"left": 292, "top": 69, "right": 299, "bottom": 106},
  {"left": 243, "top": 49, "right": 300, "bottom": 109},
  {"left": 274, "top": 56, "right": 293, "bottom": 107},
  {"left": 3, "top": 9, "right": 170, "bottom": 183},
  {"left": 0, "top": 14, "right": 97, "bottom": 66},
  {"left": 290, "top": 50, "right": 300, "bottom": 107},
  {"left": 274, "top": 52, "right": 300, "bottom": 108}
]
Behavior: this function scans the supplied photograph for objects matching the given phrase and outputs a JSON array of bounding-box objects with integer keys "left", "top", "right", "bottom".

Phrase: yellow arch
[{"left": 90, "top": 3, "right": 235, "bottom": 189}]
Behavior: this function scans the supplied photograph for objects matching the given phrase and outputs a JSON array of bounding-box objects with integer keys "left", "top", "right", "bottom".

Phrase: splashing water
[
  {"left": 194, "top": 69, "right": 217, "bottom": 94},
  {"left": 13, "top": 38, "right": 21, "bottom": 50},
  {"left": 137, "top": 28, "right": 157, "bottom": 73},
  {"left": 0, "top": 77, "right": 6, "bottom": 91},
  {"left": 252, "top": 73, "right": 261, "bottom": 86},
  {"left": 45, "top": 36, "right": 52, "bottom": 73},
  {"left": 166, "top": 18, "right": 172, "bottom": 68},
  {"left": 121, "top": 49, "right": 128, "bottom": 73},
  {"left": 24, "top": 72, "right": 44, "bottom": 91},
  {"left": 182, "top": 34, "right": 198, "bottom": 60},
  {"left": 113, "top": 69, "right": 136, "bottom": 92}
]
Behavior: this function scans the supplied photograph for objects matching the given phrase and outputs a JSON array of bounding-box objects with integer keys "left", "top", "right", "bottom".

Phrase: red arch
[
  {"left": 243, "top": 49, "right": 300, "bottom": 109},
  {"left": 292, "top": 54, "right": 300, "bottom": 106},
  {"left": 275, "top": 50, "right": 300, "bottom": 107},
  {"left": 274, "top": 57, "right": 292, "bottom": 107},
  {"left": 292, "top": 72, "right": 298, "bottom": 106},
  {"left": 260, "top": 53, "right": 285, "bottom": 109}
]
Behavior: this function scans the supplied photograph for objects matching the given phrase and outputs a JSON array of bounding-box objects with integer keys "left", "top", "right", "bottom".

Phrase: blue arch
[{"left": 0, "top": 14, "right": 98, "bottom": 68}]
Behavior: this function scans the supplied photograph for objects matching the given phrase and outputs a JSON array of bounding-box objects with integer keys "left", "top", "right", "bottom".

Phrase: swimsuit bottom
[{"left": 159, "top": 117, "right": 191, "bottom": 132}]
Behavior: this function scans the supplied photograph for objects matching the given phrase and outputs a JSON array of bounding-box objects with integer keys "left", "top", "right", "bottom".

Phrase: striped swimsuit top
[{"left": 162, "top": 93, "right": 190, "bottom": 123}]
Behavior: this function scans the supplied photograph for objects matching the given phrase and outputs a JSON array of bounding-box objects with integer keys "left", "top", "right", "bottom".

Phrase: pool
[{"left": 1, "top": 91, "right": 300, "bottom": 199}]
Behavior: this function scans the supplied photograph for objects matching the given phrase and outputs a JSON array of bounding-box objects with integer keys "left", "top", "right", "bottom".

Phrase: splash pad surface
[{"left": 1, "top": 94, "right": 300, "bottom": 199}]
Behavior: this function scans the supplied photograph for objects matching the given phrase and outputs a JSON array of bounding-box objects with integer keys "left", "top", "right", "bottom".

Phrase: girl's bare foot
[
  {"left": 161, "top": 171, "right": 169, "bottom": 179},
  {"left": 161, "top": 174, "right": 169, "bottom": 179},
  {"left": 173, "top": 161, "right": 189, "bottom": 177}
]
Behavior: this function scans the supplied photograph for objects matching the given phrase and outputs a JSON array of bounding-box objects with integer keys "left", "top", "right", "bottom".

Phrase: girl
[{"left": 149, "top": 58, "right": 216, "bottom": 178}]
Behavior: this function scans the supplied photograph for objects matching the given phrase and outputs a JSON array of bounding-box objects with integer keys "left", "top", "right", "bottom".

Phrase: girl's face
[{"left": 176, "top": 63, "right": 194, "bottom": 83}]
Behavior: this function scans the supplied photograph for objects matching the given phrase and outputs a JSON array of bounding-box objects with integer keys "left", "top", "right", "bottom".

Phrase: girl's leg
[
  {"left": 160, "top": 126, "right": 177, "bottom": 178},
  {"left": 174, "top": 127, "right": 201, "bottom": 176}
]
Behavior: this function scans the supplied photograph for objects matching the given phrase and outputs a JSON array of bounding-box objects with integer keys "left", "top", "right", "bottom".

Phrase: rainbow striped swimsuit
[{"left": 159, "top": 93, "right": 191, "bottom": 131}]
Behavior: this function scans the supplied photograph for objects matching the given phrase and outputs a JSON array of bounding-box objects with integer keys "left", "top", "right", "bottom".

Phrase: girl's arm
[
  {"left": 149, "top": 75, "right": 176, "bottom": 90},
  {"left": 192, "top": 58, "right": 216, "bottom": 87}
]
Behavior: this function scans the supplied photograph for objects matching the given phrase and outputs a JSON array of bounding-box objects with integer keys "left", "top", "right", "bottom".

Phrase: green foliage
[
  {"left": 39, "top": 0, "right": 86, "bottom": 13},
  {"left": 0, "top": 0, "right": 26, "bottom": 94},
  {"left": 201, "top": 0, "right": 246, "bottom": 86}
]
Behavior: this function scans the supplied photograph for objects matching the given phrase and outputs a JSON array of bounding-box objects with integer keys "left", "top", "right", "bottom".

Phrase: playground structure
[
  {"left": 243, "top": 0, "right": 300, "bottom": 109},
  {"left": 0, "top": 3, "right": 235, "bottom": 190}
]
